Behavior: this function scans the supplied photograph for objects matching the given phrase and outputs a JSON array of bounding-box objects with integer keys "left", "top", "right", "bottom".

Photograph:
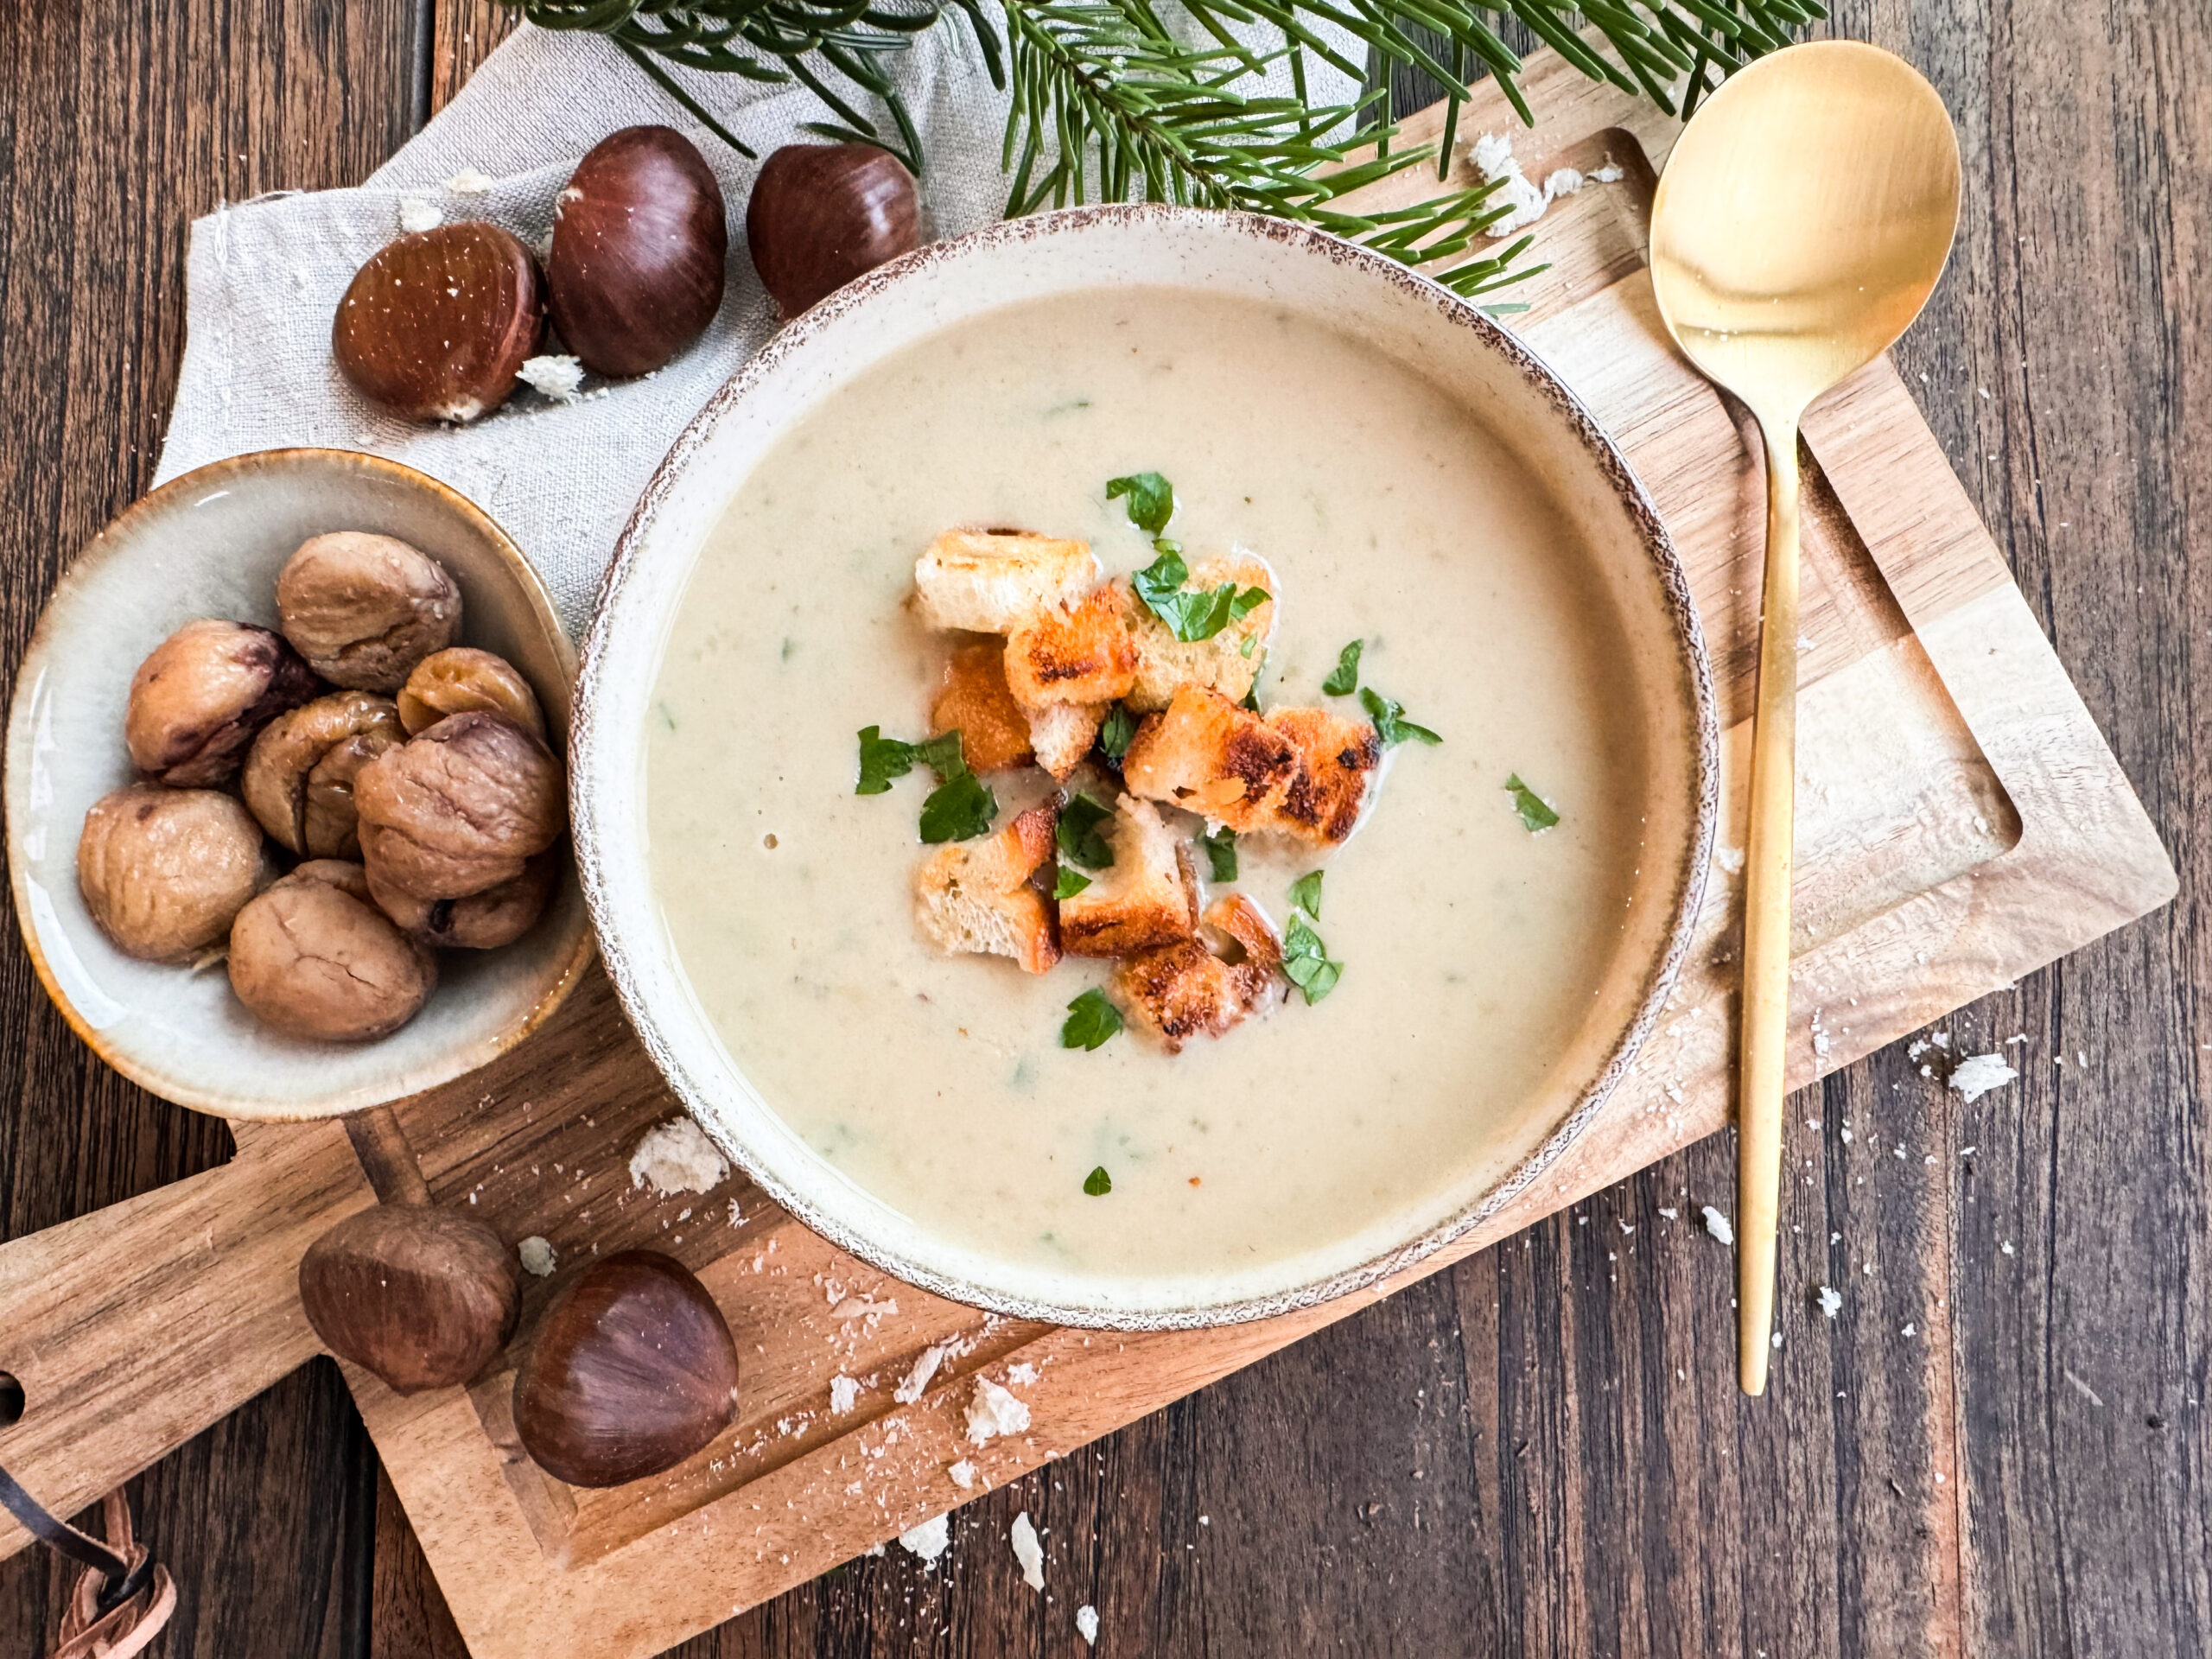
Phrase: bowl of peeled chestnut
[{"left": 4, "top": 447, "right": 594, "bottom": 1119}]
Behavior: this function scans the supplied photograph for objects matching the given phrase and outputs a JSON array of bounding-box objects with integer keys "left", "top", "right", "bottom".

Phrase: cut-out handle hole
[{"left": 0, "top": 1372, "right": 23, "bottom": 1427}]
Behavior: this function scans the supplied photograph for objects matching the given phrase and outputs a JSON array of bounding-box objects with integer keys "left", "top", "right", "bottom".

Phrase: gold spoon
[{"left": 1649, "top": 41, "right": 1961, "bottom": 1395}]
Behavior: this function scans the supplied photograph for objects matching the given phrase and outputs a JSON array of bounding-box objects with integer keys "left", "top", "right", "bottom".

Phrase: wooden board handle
[{"left": 0, "top": 1122, "right": 371, "bottom": 1559}]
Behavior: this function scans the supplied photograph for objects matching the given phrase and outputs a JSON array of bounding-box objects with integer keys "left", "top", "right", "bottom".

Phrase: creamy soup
[{"left": 645, "top": 287, "right": 1663, "bottom": 1307}]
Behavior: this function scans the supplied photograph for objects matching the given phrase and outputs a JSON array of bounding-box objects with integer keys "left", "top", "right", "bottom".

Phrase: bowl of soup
[{"left": 573, "top": 206, "right": 1719, "bottom": 1326}]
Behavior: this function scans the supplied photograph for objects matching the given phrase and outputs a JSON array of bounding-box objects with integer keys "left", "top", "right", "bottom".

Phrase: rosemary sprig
[{"left": 504, "top": 0, "right": 1821, "bottom": 289}]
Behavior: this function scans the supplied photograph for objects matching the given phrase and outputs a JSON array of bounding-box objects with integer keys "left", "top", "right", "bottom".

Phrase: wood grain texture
[{"left": 0, "top": 3, "right": 2203, "bottom": 1656}]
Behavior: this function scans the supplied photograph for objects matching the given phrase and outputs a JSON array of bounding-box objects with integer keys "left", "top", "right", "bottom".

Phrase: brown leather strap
[
  {"left": 0, "top": 1460, "right": 133, "bottom": 1592},
  {"left": 0, "top": 1465, "right": 175, "bottom": 1653}
]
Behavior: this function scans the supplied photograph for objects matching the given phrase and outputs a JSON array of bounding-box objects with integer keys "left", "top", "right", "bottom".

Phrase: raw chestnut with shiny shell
[
  {"left": 124, "top": 619, "right": 320, "bottom": 786},
  {"left": 747, "top": 143, "right": 920, "bottom": 317},
  {"left": 333, "top": 221, "right": 545, "bottom": 423},
  {"left": 513, "top": 1250, "right": 741, "bottom": 1488},
  {"left": 300, "top": 1203, "right": 522, "bottom": 1394},
  {"left": 548, "top": 126, "right": 727, "bottom": 378}
]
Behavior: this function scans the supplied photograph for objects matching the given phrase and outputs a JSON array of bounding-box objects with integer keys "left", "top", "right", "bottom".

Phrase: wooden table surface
[{"left": 1, "top": 3, "right": 2204, "bottom": 1655}]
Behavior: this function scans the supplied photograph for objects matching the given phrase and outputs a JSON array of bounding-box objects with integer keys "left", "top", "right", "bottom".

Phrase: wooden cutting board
[{"left": 0, "top": 49, "right": 2175, "bottom": 1659}]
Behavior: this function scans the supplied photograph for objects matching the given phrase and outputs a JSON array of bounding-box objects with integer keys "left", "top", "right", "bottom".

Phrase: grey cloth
[{"left": 153, "top": 21, "right": 1356, "bottom": 637}]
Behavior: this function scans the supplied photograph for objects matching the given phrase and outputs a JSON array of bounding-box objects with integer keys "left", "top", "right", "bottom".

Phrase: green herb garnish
[
  {"left": 1134, "top": 554, "right": 1268, "bottom": 645},
  {"left": 855, "top": 725, "right": 917, "bottom": 794},
  {"left": 1053, "top": 865, "right": 1093, "bottom": 899},
  {"left": 918, "top": 769, "right": 997, "bottom": 843},
  {"left": 1058, "top": 793, "right": 1116, "bottom": 869},
  {"left": 1098, "top": 703, "right": 1137, "bottom": 761},
  {"left": 863, "top": 725, "right": 997, "bottom": 841},
  {"left": 1083, "top": 1165, "right": 1114, "bottom": 1196},
  {"left": 1202, "top": 827, "right": 1238, "bottom": 882},
  {"left": 1106, "top": 471, "right": 1176, "bottom": 535},
  {"left": 1359, "top": 686, "right": 1442, "bottom": 747},
  {"left": 1322, "top": 639, "right": 1363, "bottom": 696},
  {"left": 1063, "top": 988, "right": 1124, "bottom": 1051},
  {"left": 1288, "top": 869, "right": 1325, "bottom": 918},
  {"left": 1241, "top": 683, "right": 1262, "bottom": 712},
  {"left": 1505, "top": 773, "right": 1560, "bottom": 832},
  {"left": 1281, "top": 915, "right": 1344, "bottom": 1005}
]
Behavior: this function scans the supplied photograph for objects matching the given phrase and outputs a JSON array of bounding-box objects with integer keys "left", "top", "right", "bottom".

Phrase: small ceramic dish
[{"left": 5, "top": 448, "right": 593, "bottom": 1121}]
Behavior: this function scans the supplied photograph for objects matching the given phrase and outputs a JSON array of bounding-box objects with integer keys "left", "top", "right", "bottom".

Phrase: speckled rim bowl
[
  {"left": 4, "top": 448, "right": 595, "bottom": 1121},
  {"left": 575, "top": 206, "right": 1719, "bottom": 1328}
]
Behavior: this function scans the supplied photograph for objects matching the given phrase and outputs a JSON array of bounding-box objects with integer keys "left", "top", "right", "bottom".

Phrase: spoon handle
[{"left": 1738, "top": 415, "right": 1801, "bottom": 1396}]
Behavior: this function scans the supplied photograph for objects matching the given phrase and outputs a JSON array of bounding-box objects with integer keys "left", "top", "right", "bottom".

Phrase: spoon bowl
[{"left": 1649, "top": 41, "right": 1960, "bottom": 1395}]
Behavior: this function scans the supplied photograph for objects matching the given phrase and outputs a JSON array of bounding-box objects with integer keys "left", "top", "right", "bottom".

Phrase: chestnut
[
  {"left": 747, "top": 143, "right": 919, "bottom": 317},
  {"left": 276, "top": 532, "right": 463, "bottom": 692},
  {"left": 355, "top": 712, "right": 565, "bottom": 901},
  {"left": 332, "top": 221, "right": 546, "bottom": 423},
  {"left": 512, "top": 1250, "right": 740, "bottom": 1488},
  {"left": 241, "top": 690, "right": 404, "bottom": 857},
  {"left": 124, "top": 619, "right": 320, "bottom": 786},
  {"left": 367, "top": 845, "right": 560, "bottom": 950},
  {"left": 227, "top": 861, "right": 436, "bottom": 1040},
  {"left": 299, "top": 1203, "right": 522, "bottom": 1394},
  {"left": 396, "top": 646, "right": 545, "bottom": 741},
  {"left": 548, "top": 126, "right": 727, "bottom": 377},
  {"left": 78, "top": 785, "right": 268, "bottom": 962}
]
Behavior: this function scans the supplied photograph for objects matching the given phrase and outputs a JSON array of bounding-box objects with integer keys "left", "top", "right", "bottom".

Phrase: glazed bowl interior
[
  {"left": 5, "top": 448, "right": 594, "bottom": 1120},
  {"left": 577, "top": 207, "right": 1715, "bottom": 1326}
]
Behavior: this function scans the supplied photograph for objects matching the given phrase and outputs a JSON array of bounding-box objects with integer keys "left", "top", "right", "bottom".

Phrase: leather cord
[{"left": 0, "top": 1464, "right": 175, "bottom": 1654}]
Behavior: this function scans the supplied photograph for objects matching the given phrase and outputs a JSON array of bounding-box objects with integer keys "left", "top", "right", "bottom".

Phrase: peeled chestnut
[
  {"left": 396, "top": 647, "right": 545, "bottom": 741},
  {"left": 227, "top": 861, "right": 436, "bottom": 1040},
  {"left": 513, "top": 1250, "right": 740, "bottom": 1488},
  {"left": 300, "top": 1204, "right": 522, "bottom": 1394},
  {"left": 333, "top": 221, "right": 545, "bottom": 423},
  {"left": 276, "top": 532, "right": 463, "bottom": 692},
  {"left": 367, "top": 845, "right": 559, "bottom": 950},
  {"left": 242, "top": 691, "right": 404, "bottom": 857},
  {"left": 354, "top": 711, "right": 564, "bottom": 901},
  {"left": 548, "top": 126, "right": 727, "bottom": 377},
  {"left": 78, "top": 785, "right": 268, "bottom": 961},
  {"left": 124, "top": 619, "right": 320, "bottom": 785},
  {"left": 747, "top": 143, "right": 919, "bottom": 317}
]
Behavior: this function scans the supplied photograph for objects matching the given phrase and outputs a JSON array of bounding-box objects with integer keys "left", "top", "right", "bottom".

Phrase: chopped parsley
[
  {"left": 861, "top": 725, "right": 997, "bottom": 842},
  {"left": 918, "top": 768, "right": 996, "bottom": 843},
  {"left": 1281, "top": 914, "right": 1344, "bottom": 1005},
  {"left": 1105, "top": 471, "right": 1176, "bottom": 535},
  {"left": 1359, "top": 686, "right": 1442, "bottom": 747},
  {"left": 1057, "top": 792, "right": 1116, "bottom": 869},
  {"left": 1202, "top": 826, "right": 1238, "bottom": 882},
  {"left": 1505, "top": 773, "right": 1561, "bottom": 832},
  {"left": 1322, "top": 639, "right": 1363, "bottom": 696},
  {"left": 1052, "top": 865, "right": 1093, "bottom": 900},
  {"left": 1098, "top": 703, "right": 1137, "bottom": 761},
  {"left": 1083, "top": 1165, "right": 1114, "bottom": 1196},
  {"left": 1133, "top": 545, "right": 1270, "bottom": 644},
  {"left": 1062, "top": 988, "right": 1124, "bottom": 1051},
  {"left": 855, "top": 725, "right": 917, "bottom": 794},
  {"left": 1287, "top": 869, "right": 1325, "bottom": 918}
]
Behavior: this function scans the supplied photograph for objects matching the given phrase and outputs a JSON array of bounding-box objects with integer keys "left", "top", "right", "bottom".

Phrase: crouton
[
  {"left": 1120, "top": 685, "right": 1299, "bottom": 831},
  {"left": 931, "top": 641, "right": 1035, "bottom": 772},
  {"left": 1004, "top": 588, "right": 1138, "bottom": 709},
  {"left": 1265, "top": 706, "right": 1383, "bottom": 844},
  {"left": 914, "top": 530, "right": 1096, "bottom": 634},
  {"left": 1058, "top": 795, "right": 1198, "bottom": 957},
  {"left": 1117, "top": 550, "right": 1277, "bottom": 713},
  {"left": 912, "top": 802, "right": 1060, "bottom": 974},
  {"left": 1116, "top": 895, "right": 1284, "bottom": 1052},
  {"left": 1026, "top": 701, "right": 1106, "bottom": 781}
]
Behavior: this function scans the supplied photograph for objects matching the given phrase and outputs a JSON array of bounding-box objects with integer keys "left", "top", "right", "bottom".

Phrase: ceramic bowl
[
  {"left": 575, "top": 207, "right": 1719, "bottom": 1326},
  {"left": 5, "top": 448, "right": 593, "bottom": 1121}
]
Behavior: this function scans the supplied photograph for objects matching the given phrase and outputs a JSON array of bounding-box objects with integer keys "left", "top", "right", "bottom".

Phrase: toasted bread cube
[
  {"left": 1121, "top": 685, "right": 1299, "bottom": 832},
  {"left": 931, "top": 641, "right": 1035, "bottom": 773},
  {"left": 1027, "top": 701, "right": 1106, "bottom": 781},
  {"left": 912, "top": 803, "right": 1060, "bottom": 974},
  {"left": 1005, "top": 589, "right": 1138, "bottom": 709},
  {"left": 914, "top": 530, "right": 1097, "bottom": 634},
  {"left": 1264, "top": 706, "right": 1383, "bottom": 844},
  {"left": 1118, "top": 550, "right": 1277, "bottom": 714},
  {"left": 1058, "top": 795, "right": 1198, "bottom": 958},
  {"left": 1116, "top": 895, "right": 1284, "bottom": 1052}
]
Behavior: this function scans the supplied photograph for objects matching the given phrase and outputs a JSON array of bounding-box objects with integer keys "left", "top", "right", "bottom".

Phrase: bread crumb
[
  {"left": 1658, "top": 1206, "right": 1679, "bottom": 1220},
  {"left": 398, "top": 196, "right": 440, "bottom": 233},
  {"left": 727, "top": 1198, "right": 744, "bottom": 1228},
  {"left": 899, "top": 1514, "right": 950, "bottom": 1563},
  {"left": 1010, "top": 1511, "right": 1045, "bottom": 1589},
  {"left": 2000, "top": 1240, "right": 2015, "bottom": 1256},
  {"left": 518, "top": 354, "right": 585, "bottom": 403},
  {"left": 1817, "top": 1286, "right": 1842, "bottom": 1318},
  {"left": 1701, "top": 1205, "right": 1734, "bottom": 1245},
  {"left": 629, "top": 1118, "right": 728, "bottom": 1197},
  {"left": 1902, "top": 1322, "right": 1916, "bottom": 1337},
  {"left": 829, "top": 1375, "right": 859, "bottom": 1415},
  {"left": 443, "top": 167, "right": 495, "bottom": 194},
  {"left": 948, "top": 1459, "right": 977, "bottom": 1490},
  {"left": 893, "top": 1342, "right": 953, "bottom": 1405},
  {"left": 517, "top": 1236, "right": 556, "bottom": 1277},
  {"left": 1948, "top": 1052, "right": 2019, "bottom": 1103},
  {"left": 1076, "top": 1605, "right": 1100, "bottom": 1645},
  {"left": 1007, "top": 1361, "right": 1039, "bottom": 1387},
  {"left": 967, "top": 1377, "right": 1032, "bottom": 1446},
  {"left": 1713, "top": 843, "right": 1746, "bottom": 875}
]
